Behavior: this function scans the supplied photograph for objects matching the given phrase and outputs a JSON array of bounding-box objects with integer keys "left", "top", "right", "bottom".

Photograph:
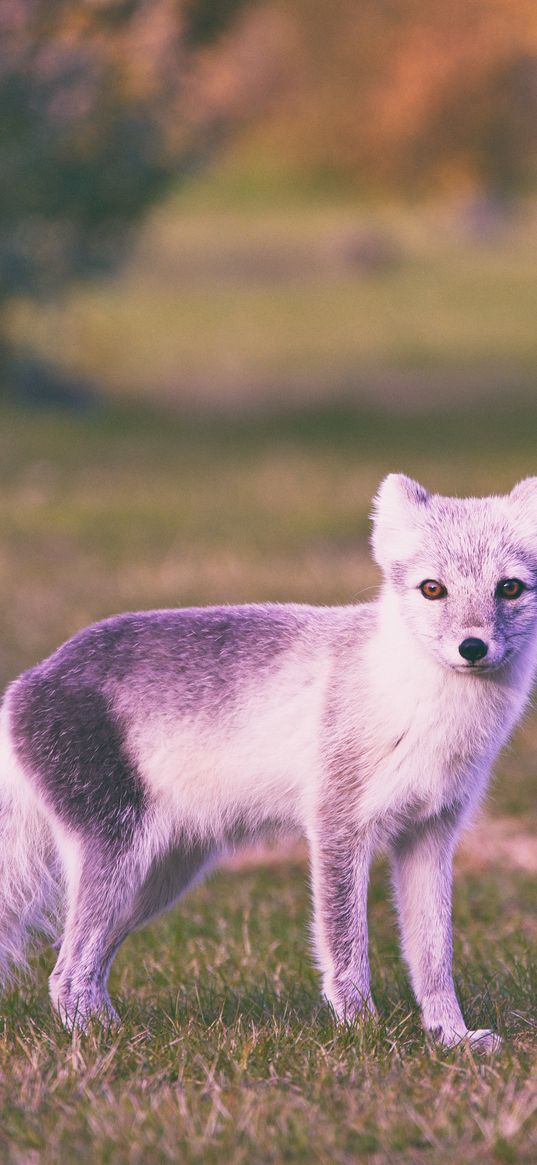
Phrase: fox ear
[
  {"left": 370, "top": 473, "right": 429, "bottom": 568},
  {"left": 509, "top": 477, "right": 537, "bottom": 544}
]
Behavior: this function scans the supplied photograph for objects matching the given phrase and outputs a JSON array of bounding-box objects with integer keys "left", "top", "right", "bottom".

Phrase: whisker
[{"left": 350, "top": 585, "right": 381, "bottom": 602}]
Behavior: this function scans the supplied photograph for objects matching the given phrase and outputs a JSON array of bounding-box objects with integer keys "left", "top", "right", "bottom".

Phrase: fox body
[{"left": 1, "top": 473, "right": 537, "bottom": 1049}]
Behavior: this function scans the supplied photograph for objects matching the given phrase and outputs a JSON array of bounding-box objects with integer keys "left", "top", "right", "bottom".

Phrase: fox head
[{"left": 371, "top": 474, "right": 537, "bottom": 673}]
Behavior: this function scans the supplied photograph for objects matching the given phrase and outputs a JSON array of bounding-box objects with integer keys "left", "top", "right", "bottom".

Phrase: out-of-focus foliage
[
  {"left": 0, "top": 0, "right": 259, "bottom": 303},
  {"left": 3, "top": 0, "right": 537, "bottom": 313},
  {"left": 2, "top": 0, "right": 537, "bottom": 374},
  {"left": 225, "top": 0, "right": 537, "bottom": 196}
]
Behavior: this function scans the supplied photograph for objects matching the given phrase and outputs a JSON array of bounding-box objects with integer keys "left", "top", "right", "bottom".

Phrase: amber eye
[
  {"left": 496, "top": 578, "right": 525, "bottom": 600},
  {"left": 419, "top": 580, "right": 447, "bottom": 600}
]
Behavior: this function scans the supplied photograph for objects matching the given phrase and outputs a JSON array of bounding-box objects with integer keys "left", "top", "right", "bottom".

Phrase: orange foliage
[{"left": 221, "top": 0, "right": 537, "bottom": 193}]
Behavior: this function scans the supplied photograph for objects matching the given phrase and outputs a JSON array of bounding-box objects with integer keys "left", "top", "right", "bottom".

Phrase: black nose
[{"left": 458, "top": 637, "right": 488, "bottom": 663}]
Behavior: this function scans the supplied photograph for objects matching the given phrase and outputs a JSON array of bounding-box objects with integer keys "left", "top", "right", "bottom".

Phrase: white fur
[
  {"left": 121, "top": 648, "right": 330, "bottom": 842},
  {"left": 0, "top": 699, "right": 63, "bottom": 979},
  {"left": 1, "top": 474, "right": 536, "bottom": 1049}
]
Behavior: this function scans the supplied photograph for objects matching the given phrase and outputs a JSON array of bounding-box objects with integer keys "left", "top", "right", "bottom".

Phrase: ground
[{"left": 1, "top": 185, "right": 537, "bottom": 1161}]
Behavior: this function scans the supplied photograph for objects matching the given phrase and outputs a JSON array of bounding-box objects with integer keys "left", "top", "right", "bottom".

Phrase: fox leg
[
  {"left": 50, "top": 832, "right": 216, "bottom": 1030},
  {"left": 309, "top": 814, "right": 376, "bottom": 1021},
  {"left": 390, "top": 808, "right": 500, "bottom": 1052}
]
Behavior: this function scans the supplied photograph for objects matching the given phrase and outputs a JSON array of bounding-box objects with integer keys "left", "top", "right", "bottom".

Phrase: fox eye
[
  {"left": 496, "top": 578, "right": 525, "bottom": 600},
  {"left": 419, "top": 579, "right": 447, "bottom": 600}
]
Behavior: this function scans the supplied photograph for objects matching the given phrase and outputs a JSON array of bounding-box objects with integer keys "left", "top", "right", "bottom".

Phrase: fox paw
[
  {"left": 463, "top": 1028, "right": 502, "bottom": 1054},
  {"left": 51, "top": 986, "right": 120, "bottom": 1033},
  {"left": 430, "top": 1025, "right": 502, "bottom": 1054}
]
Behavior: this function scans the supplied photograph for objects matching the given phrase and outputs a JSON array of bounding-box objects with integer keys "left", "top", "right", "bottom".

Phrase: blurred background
[{"left": 1, "top": 0, "right": 537, "bottom": 753}]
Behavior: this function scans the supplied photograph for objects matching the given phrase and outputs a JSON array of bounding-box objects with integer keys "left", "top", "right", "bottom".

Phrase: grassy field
[
  {"left": 6, "top": 183, "right": 537, "bottom": 415},
  {"left": 2, "top": 861, "right": 537, "bottom": 1163},
  {"left": 0, "top": 391, "right": 537, "bottom": 1162},
  {"left": 1, "top": 180, "right": 537, "bottom": 1162}
]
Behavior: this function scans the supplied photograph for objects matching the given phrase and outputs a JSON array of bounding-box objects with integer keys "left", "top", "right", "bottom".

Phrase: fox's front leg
[
  {"left": 390, "top": 808, "right": 500, "bottom": 1052},
  {"left": 309, "top": 813, "right": 376, "bottom": 1021}
]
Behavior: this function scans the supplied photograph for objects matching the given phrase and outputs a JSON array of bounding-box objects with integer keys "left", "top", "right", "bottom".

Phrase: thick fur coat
[{"left": 1, "top": 474, "right": 537, "bottom": 1049}]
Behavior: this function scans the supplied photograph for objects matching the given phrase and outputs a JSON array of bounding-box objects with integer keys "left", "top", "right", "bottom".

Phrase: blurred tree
[
  {"left": 0, "top": 0, "right": 256, "bottom": 390},
  {"left": 3, "top": 0, "right": 537, "bottom": 401}
]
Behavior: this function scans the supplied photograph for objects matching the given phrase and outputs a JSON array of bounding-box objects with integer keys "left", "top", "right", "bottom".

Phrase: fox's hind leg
[
  {"left": 8, "top": 672, "right": 217, "bottom": 1026},
  {"left": 50, "top": 830, "right": 217, "bottom": 1030}
]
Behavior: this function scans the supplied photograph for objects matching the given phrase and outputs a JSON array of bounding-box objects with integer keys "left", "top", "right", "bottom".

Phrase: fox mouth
[{"left": 450, "top": 658, "right": 505, "bottom": 674}]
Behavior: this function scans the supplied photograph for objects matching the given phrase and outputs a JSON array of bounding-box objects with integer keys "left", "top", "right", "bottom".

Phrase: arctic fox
[{"left": 0, "top": 474, "right": 536, "bottom": 1049}]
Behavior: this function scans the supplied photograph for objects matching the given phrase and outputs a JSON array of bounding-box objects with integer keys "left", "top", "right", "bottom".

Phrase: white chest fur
[{"left": 354, "top": 600, "right": 529, "bottom": 828}]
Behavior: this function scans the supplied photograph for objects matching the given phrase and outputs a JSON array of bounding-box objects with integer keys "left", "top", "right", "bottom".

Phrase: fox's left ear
[
  {"left": 371, "top": 473, "right": 429, "bottom": 568},
  {"left": 509, "top": 477, "right": 537, "bottom": 544}
]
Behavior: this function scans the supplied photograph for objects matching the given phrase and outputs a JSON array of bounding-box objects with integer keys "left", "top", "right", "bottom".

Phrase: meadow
[
  {"left": 1, "top": 185, "right": 537, "bottom": 1162},
  {"left": 7, "top": 180, "right": 537, "bottom": 416}
]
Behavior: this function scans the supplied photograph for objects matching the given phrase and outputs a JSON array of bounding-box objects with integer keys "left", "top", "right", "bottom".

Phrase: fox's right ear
[
  {"left": 509, "top": 477, "right": 537, "bottom": 545},
  {"left": 370, "top": 473, "right": 429, "bottom": 568}
]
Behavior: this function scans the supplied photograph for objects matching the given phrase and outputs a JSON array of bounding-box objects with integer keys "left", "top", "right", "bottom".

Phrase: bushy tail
[{"left": 0, "top": 706, "right": 63, "bottom": 983}]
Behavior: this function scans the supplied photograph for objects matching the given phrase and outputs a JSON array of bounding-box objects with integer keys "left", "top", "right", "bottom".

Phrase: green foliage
[
  {"left": 0, "top": 0, "right": 252, "bottom": 306},
  {"left": 184, "top": 0, "right": 257, "bottom": 46}
]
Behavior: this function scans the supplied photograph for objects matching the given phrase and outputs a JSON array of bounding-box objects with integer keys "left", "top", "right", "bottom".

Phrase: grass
[
  {"left": 1, "top": 862, "right": 537, "bottom": 1162},
  {"left": 2, "top": 395, "right": 537, "bottom": 687},
  {"left": 1, "top": 178, "right": 537, "bottom": 1160},
  {"left": 0, "top": 392, "right": 537, "bottom": 1161},
  {"left": 6, "top": 185, "right": 537, "bottom": 414}
]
